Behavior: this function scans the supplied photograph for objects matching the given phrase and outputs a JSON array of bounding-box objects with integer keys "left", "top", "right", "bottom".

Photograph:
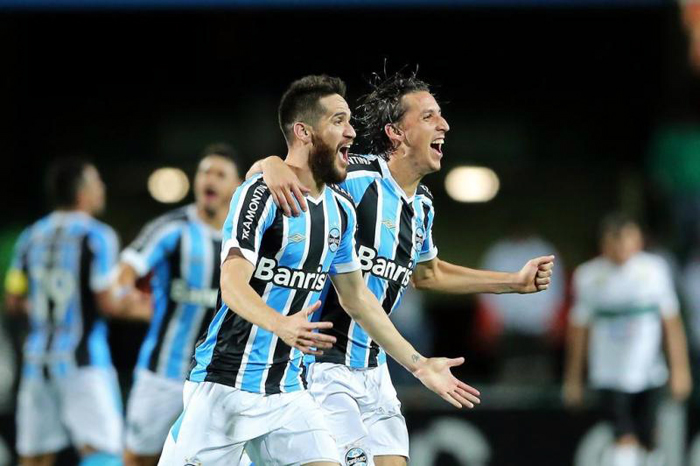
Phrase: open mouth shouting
[
  {"left": 430, "top": 138, "right": 445, "bottom": 157},
  {"left": 203, "top": 186, "right": 219, "bottom": 201},
  {"left": 337, "top": 143, "right": 352, "bottom": 165}
]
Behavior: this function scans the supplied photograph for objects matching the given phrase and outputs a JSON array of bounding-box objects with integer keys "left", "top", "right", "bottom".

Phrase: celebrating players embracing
[{"left": 158, "top": 75, "right": 479, "bottom": 466}]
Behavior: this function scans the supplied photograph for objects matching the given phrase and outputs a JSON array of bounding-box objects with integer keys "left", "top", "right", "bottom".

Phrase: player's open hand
[
  {"left": 261, "top": 156, "right": 310, "bottom": 217},
  {"left": 413, "top": 356, "right": 481, "bottom": 409},
  {"left": 275, "top": 301, "right": 336, "bottom": 355},
  {"left": 515, "top": 255, "right": 555, "bottom": 293}
]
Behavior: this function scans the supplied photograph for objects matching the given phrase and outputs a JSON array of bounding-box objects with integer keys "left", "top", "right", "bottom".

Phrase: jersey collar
[
  {"left": 187, "top": 204, "right": 223, "bottom": 239},
  {"left": 305, "top": 185, "right": 327, "bottom": 205},
  {"left": 378, "top": 157, "right": 415, "bottom": 203}
]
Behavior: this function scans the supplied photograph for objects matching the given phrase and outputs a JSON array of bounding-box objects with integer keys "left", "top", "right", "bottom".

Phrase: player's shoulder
[
  {"left": 416, "top": 183, "right": 435, "bottom": 202},
  {"left": 328, "top": 183, "right": 354, "bottom": 206},
  {"left": 574, "top": 257, "right": 607, "bottom": 283},
  {"left": 235, "top": 174, "right": 272, "bottom": 200},
  {"left": 632, "top": 251, "right": 673, "bottom": 277},
  {"left": 143, "top": 205, "right": 191, "bottom": 231},
  {"left": 347, "top": 153, "right": 382, "bottom": 174},
  {"left": 633, "top": 250, "right": 667, "bottom": 266},
  {"left": 15, "top": 217, "right": 47, "bottom": 248},
  {"left": 84, "top": 216, "right": 119, "bottom": 243}
]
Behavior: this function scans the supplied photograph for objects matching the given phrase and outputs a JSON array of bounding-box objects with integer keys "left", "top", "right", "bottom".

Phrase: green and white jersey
[{"left": 571, "top": 251, "right": 679, "bottom": 393}]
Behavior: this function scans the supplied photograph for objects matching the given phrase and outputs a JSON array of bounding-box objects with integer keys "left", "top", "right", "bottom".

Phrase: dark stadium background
[{"left": 1, "top": 2, "right": 699, "bottom": 465}]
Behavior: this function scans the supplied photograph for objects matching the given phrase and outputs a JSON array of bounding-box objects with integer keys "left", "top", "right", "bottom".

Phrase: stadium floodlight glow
[
  {"left": 148, "top": 167, "right": 190, "bottom": 203},
  {"left": 444, "top": 166, "right": 500, "bottom": 203}
]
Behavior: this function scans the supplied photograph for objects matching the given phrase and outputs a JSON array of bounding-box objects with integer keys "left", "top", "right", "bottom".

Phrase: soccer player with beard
[
  {"left": 158, "top": 75, "right": 479, "bottom": 466},
  {"left": 118, "top": 144, "right": 241, "bottom": 466},
  {"left": 250, "top": 70, "right": 555, "bottom": 466}
]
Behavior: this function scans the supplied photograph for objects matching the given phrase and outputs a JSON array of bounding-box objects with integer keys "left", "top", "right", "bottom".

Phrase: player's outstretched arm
[
  {"left": 330, "top": 269, "right": 481, "bottom": 409},
  {"left": 412, "top": 256, "right": 555, "bottom": 295},
  {"left": 662, "top": 314, "right": 693, "bottom": 402},
  {"left": 221, "top": 249, "right": 336, "bottom": 356},
  {"left": 246, "top": 156, "right": 309, "bottom": 217}
]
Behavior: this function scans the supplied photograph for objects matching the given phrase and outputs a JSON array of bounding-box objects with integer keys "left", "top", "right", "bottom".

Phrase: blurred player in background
[
  {"left": 4, "top": 158, "right": 150, "bottom": 466},
  {"left": 563, "top": 213, "right": 692, "bottom": 466},
  {"left": 119, "top": 144, "right": 241, "bottom": 466},
  {"left": 251, "top": 69, "right": 554, "bottom": 466},
  {"left": 160, "top": 75, "right": 479, "bottom": 466}
]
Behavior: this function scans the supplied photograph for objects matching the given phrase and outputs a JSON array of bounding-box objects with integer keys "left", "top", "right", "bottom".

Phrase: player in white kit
[{"left": 563, "top": 213, "right": 692, "bottom": 466}]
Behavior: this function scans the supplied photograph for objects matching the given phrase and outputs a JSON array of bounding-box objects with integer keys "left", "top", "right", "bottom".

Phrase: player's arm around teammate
[{"left": 248, "top": 155, "right": 555, "bottom": 296}]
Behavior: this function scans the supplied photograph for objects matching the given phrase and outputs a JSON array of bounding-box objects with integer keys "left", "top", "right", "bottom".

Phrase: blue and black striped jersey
[
  {"left": 189, "top": 174, "right": 360, "bottom": 395},
  {"left": 9, "top": 211, "right": 119, "bottom": 378},
  {"left": 121, "top": 205, "right": 221, "bottom": 381},
  {"left": 310, "top": 154, "right": 438, "bottom": 368}
]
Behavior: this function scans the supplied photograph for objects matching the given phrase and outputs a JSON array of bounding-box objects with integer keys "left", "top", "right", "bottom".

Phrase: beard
[
  {"left": 310, "top": 134, "right": 345, "bottom": 185},
  {"left": 202, "top": 204, "right": 217, "bottom": 219}
]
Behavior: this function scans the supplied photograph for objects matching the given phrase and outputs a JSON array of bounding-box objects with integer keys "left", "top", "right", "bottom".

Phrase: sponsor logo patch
[
  {"left": 241, "top": 184, "right": 268, "bottom": 241},
  {"left": 358, "top": 245, "right": 414, "bottom": 287},
  {"left": 254, "top": 257, "right": 328, "bottom": 291}
]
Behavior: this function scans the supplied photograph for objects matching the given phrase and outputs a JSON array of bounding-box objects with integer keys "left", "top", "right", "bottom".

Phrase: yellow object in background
[{"left": 5, "top": 269, "right": 28, "bottom": 296}]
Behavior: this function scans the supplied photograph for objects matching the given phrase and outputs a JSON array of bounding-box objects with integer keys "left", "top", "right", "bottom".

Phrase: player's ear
[
  {"left": 293, "top": 122, "right": 312, "bottom": 144},
  {"left": 385, "top": 123, "right": 403, "bottom": 147}
]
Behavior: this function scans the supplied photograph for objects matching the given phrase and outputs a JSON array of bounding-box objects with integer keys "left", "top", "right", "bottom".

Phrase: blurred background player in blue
[
  {"left": 3, "top": 158, "right": 151, "bottom": 466},
  {"left": 118, "top": 144, "right": 241, "bottom": 466},
  {"left": 563, "top": 213, "right": 692, "bottom": 466}
]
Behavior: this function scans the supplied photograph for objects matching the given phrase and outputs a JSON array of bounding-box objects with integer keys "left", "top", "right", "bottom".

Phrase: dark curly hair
[
  {"left": 278, "top": 75, "right": 347, "bottom": 144},
  {"left": 356, "top": 67, "right": 431, "bottom": 158}
]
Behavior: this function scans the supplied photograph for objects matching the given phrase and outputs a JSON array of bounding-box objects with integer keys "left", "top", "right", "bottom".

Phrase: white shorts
[
  {"left": 158, "top": 380, "right": 340, "bottom": 466},
  {"left": 16, "top": 366, "right": 123, "bottom": 457},
  {"left": 307, "top": 362, "right": 409, "bottom": 465},
  {"left": 126, "top": 369, "right": 184, "bottom": 455}
]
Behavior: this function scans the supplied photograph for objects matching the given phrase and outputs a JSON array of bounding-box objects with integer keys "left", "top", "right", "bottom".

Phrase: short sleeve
[
  {"left": 121, "top": 213, "right": 184, "bottom": 277},
  {"left": 570, "top": 268, "right": 594, "bottom": 326},
  {"left": 330, "top": 196, "right": 361, "bottom": 275},
  {"left": 89, "top": 225, "right": 120, "bottom": 292},
  {"left": 654, "top": 259, "right": 680, "bottom": 318},
  {"left": 418, "top": 196, "right": 438, "bottom": 263},
  {"left": 4, "top": 228, "right": 31, "bottom": 296},
  {"left": 221, "top": 176, "right": 277, "bottom": 266}
]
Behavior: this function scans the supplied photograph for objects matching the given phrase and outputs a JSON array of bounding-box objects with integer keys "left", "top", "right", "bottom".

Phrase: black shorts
[{"left": 598, "top": 387, "right": 663, "bottom": 449}]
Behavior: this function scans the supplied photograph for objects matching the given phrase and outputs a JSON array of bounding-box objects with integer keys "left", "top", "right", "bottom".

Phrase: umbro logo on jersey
[
  {"left": 358, "top": 245, "right": 414, "bottom": 287},
  {"left": 288, "top": 233, "right": 305, "bottom": 243},
  {"left": 254, "top": 257, "right": 328, "bottom": 291},
  {"left": 328, "top": 227, "right": 340, "bottom": 252},
  {"left": 382, "top": 219, "right": 396, "bottom": 230}
]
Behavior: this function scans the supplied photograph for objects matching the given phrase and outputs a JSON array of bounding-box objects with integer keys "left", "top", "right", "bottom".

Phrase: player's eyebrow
[{"left": 331, "top": 110, "right": 350, "bottom": 119}]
